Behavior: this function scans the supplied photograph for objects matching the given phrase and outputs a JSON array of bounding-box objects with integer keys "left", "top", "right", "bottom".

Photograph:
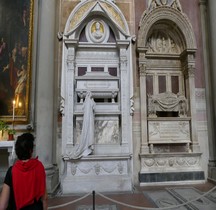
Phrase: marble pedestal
[
  {"left": 61, "top": 154, "right": 132, "bottom": 194},
  {"left": 139, "top": 153, "right": 205, "bottom": 185},
  {"left": 0, "top": 141, "right": 15, "bottom": 185}
]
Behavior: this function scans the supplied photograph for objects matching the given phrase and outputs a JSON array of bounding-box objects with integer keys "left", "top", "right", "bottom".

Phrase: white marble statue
[
  {"left": 70, "top": 91, "right": 96, "bottom": 159},
  {"left": 92, "top": 22, "right": 103, "bottom": 39}
]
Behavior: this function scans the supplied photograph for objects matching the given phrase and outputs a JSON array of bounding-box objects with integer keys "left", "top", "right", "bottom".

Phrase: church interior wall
[
  {"left": 56, "top": 0, "right": 209, "bottom": 188},
  {"left": 180, "top": 0, "right": 209, "bottom": 179},
  {"left": 0, "top": 0, "right": 212, "bottom": 192},
  {"left": 181, "top": 0, "right": 205, "bottom": 88}
]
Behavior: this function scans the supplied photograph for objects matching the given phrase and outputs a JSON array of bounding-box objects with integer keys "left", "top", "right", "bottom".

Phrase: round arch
[{"left": 137, "top": 6, "right": 196, "bottom": 50}]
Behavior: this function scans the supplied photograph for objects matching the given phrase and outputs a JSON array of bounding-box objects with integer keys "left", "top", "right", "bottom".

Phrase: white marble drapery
[
  {"left": 148, "top": 92, "right": 187, "bottom": 116},
  {"left": 69, "top": 91, "right": 96, "bottom": 159}
]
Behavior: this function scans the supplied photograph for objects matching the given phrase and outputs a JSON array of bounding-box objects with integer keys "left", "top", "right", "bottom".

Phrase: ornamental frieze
[
  {"left": 69, "top": 161, "right": 127, "bottom": 176},
  {"left": 142, "top": 156, "right": 200, "bottom": 169}
]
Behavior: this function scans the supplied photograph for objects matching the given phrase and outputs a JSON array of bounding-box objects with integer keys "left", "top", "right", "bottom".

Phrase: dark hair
[{"left": 15, "top": 133, "right": 34, "bottom": 160}]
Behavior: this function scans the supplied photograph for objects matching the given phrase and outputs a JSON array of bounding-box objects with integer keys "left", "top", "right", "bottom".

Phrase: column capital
[
  {"left": 188, "top": 65, "right": 195, "bottom": 77},
  {"left": 139, "top": 63, "right": 147, "bottom": 77},
  {"left": 199, "top": 0, "right": 207, "bottom": 6}
]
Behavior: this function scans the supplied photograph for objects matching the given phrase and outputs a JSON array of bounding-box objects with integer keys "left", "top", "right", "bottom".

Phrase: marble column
[
  {"left": 139, "top": 61, "right": 149, "bottom": 154},
  {"left": 119, "top": 45, "right": 130, "bottom": 146},
  {"left": 200, "top": 0, "right": 216, "bottom": 181},
  {"left": 35, "top": 0, "right": 59, "bottom": 193},
  {"left": 187, "top": 61, "right": 200, "bottom": 152}
]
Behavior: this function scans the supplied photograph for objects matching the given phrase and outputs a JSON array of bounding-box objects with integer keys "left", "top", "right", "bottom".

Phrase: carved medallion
[{"left": 86, "top": 19, "right": 109, "bottom": 43}]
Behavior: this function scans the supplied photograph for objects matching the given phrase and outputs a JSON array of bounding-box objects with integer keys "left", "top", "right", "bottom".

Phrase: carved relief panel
[{"left": 147, "top": 31, "right": 180, "bottom": 54}]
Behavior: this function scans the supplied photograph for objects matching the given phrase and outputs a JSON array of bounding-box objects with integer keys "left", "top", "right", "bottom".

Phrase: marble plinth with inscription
[
  {"left": 139, "top": 117, "right": 204, "bottom": 184},
  {"left": 148, "top": 120, "right": 190, "bottom": 144},
  {"left": 147, "top": 119, "right": 192, "bottom": 154}
]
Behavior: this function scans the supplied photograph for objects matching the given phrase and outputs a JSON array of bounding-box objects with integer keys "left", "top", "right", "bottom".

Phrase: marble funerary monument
[
  {"left": 59, "top": 0, "right": 204, "bottom": 193},
  {"left": 60, "top": 0, "right": 133, "bottom": 193},
  {"left": 2, "top": 0, "right": 216, "bottom": 195},
  {"left": 137, "top": 0, "right": 204, "bottom": 184}
]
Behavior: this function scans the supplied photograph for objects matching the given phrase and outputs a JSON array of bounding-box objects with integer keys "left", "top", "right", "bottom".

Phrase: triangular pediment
[{"left": 64, "top": 0, "right": 129, "bottom": 37}]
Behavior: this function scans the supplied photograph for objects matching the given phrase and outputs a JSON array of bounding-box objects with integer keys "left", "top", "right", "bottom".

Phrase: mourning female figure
[{"left": 68, "top": 91, "right": 96, "bottom": 159}]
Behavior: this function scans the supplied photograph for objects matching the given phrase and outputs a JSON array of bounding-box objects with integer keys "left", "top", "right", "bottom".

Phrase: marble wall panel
[
  {"left": 75, "top": 117, "right": 120, "bottom": 145},
  {"left": 95, "top": 120, "right": 120, "bottom": 144}
]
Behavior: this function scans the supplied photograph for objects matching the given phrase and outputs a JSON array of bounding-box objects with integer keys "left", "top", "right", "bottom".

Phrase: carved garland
[
  {"left": 142, "top": 156, "right": 200, "bottom": 168},
  {"left": 70, "top": 161, "right": 125, "bottom": 176}
]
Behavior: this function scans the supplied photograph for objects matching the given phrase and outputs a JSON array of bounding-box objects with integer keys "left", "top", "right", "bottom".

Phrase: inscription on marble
[
  {"left": 85, "top": 81, "right": 110, "bottom": 89},
  {"left": 76, "top": 80, "right": 118, "bottom": 90},
  {"left": 148, "top": 121, "right": 190, "bottom": 143},
  {"left": 160, "top": 123, "right": 182, "bottom": 138}
]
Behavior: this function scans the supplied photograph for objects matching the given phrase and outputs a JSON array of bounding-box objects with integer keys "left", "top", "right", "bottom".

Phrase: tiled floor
[{"left": 48, "top": 181, "right": 216, "bottom": 210}]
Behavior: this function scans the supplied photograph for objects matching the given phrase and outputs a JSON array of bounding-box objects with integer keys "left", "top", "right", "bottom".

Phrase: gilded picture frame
[{"left": 0, "top": 0, "right": 34, "bottom": 122}]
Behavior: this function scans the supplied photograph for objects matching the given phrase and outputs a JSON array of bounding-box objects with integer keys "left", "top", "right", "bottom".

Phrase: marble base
[
  {"left": 61, "top": 155, "right": 132, "bottom": 194},
  {"left": 139, "top": 153, "right": 205, "bottom": 184},
  {"left": 62, "top": 175, "right": 132, "bottom": 194},
  {"left": 139, "top": 171, "right": 205, "bottom": 183},
  {"left": 45, "top": 165, "right": 59, "bottom": 194},
  {"left": 208, "top": 166, "right": 216, "bottom": 181}
]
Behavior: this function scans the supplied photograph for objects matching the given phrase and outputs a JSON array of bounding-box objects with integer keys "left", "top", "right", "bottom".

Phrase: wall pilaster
[
  {"left": 35, "top": 0, "right": 59, "bottom": 193},
  {"left": 200, "top": 0, "right": 216, "bottom": 181},
  {"left": 139, "top": 61, "right": 149, "bottom": 154}
]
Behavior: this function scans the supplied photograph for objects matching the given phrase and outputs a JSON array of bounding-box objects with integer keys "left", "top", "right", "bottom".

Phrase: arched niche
[{"left": 138, "top": 6, "right": 196, "bottom": 49}]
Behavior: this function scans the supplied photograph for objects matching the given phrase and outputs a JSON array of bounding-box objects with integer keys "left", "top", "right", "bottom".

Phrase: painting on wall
[{"left": 0, "top": 0, "right": 33, "bottom": 122}]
